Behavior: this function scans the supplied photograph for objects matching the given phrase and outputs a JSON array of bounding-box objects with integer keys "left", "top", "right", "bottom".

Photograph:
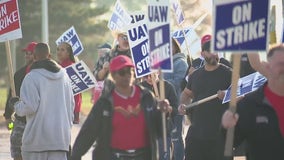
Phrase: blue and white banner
[
  {"left": 172, "top": 26, "right": 201, "bottom": 56},
  {"left": 65, "top": 61, "right": 97, "bottom": 95},
  {"left": 223, "top": 72, "right": 267, "bottom": 103},
  {"left": 147, "top": 0, "right": 172, "bottom": 72},
  {"left": 107, "top": 0, "right": 132, "bottom": 31},
  {"left": 171, "top": 0, "right": 184, "bottom": 25},
  {"left": 127, "top": 12, "right": 151, "bottom": 78},
  {"left": 56, "top": 26, "right": 84, "bottom": 56},
  {"left": 213, "top": 0, "right": 269, "bottom": 52}
]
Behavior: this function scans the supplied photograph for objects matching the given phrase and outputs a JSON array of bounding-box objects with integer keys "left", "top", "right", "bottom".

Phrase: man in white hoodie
[{"left": 11, "top": 43, "right": 74, "bottom": 160}]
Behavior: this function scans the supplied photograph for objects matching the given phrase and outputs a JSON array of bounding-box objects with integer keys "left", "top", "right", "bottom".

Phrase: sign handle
[
  {"left": 185, "top": 94, "right": 218, "bottom": 109},
  {"left": 150, "top": 72, "right": 167, "bottom": 152},
  {"left": 5, "top": 41, "right": 16, "bottom": 97},
  {"left": 224, "top": 54, "right": 241, "bottom": 156},
  {"left": 180, "top": 23, "right": 192, "bottom": 66},
  {"left": 151, "top": 74, "right": 160, "bottom": 98},
  {"left": 159, "top": 70, "right": 167, "bottom": 153}
]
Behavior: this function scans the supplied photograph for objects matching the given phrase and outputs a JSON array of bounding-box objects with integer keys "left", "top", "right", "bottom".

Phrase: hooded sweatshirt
[
  {"left": 163, "top": 52, "right": 188, "bottom": 97},
  {"left": 14, "top": 59, "right": 75, "bottom": 152}
]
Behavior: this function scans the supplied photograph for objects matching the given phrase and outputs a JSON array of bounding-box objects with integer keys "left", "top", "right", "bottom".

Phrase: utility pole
[{"left": 42, "top": 0, "right": 48, "bottom": 43}]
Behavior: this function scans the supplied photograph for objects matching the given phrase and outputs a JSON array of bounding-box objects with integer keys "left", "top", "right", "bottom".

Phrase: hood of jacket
[
  {"left": 30, "top": 59, "right": 64, "bottom": 80},
  {"left": 173, "top": 52, "right": 186, "bottom": 61}
]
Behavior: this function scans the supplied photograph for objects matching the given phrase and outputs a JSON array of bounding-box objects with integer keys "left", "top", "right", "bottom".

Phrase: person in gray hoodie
[{"left": 11, "top": 43, "right": 74, "bottom": 160}]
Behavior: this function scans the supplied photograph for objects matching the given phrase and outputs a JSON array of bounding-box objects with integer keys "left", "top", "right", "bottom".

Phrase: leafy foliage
[{"left": 0, "top": 0, "right": 211, "bottom": 85}]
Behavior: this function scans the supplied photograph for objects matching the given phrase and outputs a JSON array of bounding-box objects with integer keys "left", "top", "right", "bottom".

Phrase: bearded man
[{"left": 179, "top": 36, "right": 232, "bottom": 160}]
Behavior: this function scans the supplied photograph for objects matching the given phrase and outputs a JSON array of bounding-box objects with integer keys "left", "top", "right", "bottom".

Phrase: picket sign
[
  {"left": 55, "top": 26, "right": 84, "bottom": 56},
  {"left": 107, "top": 0, "right": 132, "bottom": 31},
  {"left": 213, "top": 0, "right": 270, "bottom": 156},
  {"left": 185, "top": 94, "right": 218, "bottom": 109},
  {"left": 65, "top": 60, "right": 97, "bottom": 95},
  {"left": 224, "top": 54, "right": 241, "bottom": 156},
  {"left": 147, "top": 0, "right": 171, "bottom": 152},
  {"left": 1, "top": 0, "right": 23, "bottom": 97},
  {"left": 126, "top": 12, "right": 151, "bottom": 78}
]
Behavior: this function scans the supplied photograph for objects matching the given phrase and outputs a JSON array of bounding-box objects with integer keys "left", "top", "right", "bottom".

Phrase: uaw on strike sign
[
  {"left": 223, "top": 72, "right": 267, "bottom": 103},
  {"left": 0, "top": 0, "right": 22, "bottom": 42},
  {"left": 65, "top": 61, "right": 96, "bottom": 95},
  {"left": 56, "top": 26, "right": 84, "bottom": 56},
  {"left": 127, "top": 12, "right": 151, "bottom": 78},
  {"left": 147, "top": 0, "right": 172, "bottom": 72},
  {"left": 212, "top": 0, "right": 269, "bottom": 52}
]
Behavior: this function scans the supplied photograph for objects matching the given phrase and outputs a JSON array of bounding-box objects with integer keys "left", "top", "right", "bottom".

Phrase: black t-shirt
[
  {"left": 240, "top": 54, "right": 255, "bottom": 77},
  {"left": 186, "top": 64, "right": 232, "bottom": 139}
]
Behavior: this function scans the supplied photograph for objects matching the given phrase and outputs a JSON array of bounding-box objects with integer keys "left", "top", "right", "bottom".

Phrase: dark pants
[
  {"left": 171, "top": 115, "right": 185, "bottom": 160},
  {"left": 185, "top": 137, "right": 232, "bottom": 160}
]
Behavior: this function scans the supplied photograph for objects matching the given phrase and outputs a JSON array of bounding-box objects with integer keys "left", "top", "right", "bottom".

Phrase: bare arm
[
  {"left": 247, "top": 53, "right": 268, "bottom": 77},
  {"left": 179, "top": 88, "right": 193, "bottom": 115},
  {"left": 180, "top": 88, "right": 193, "bottom": 105},
  {"left": 97, "top": 63, "right": 109, "bottom": 80}
]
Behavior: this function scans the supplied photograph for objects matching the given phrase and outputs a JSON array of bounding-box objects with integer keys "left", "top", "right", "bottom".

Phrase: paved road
[
  {"left": 0, "top": 127, "right": 11, "bottom": 160},
  {"left": 0, "top": 110, "right": 92, "bottom": 160}
]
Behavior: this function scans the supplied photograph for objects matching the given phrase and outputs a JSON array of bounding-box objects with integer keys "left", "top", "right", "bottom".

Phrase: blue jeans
[{"left": 171, "top": 115, "right": 185, "bottom": 160}]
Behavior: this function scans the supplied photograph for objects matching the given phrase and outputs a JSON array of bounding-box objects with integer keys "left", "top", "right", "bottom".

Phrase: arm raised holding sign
[
  {"left": 247, "top": 52, "right": 269, "bottom": 77},
  {"left": 222, "top": 44, "right": 284, "bottom": 160}
]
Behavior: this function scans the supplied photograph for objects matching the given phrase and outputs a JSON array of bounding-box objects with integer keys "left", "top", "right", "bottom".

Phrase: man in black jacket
[
  {"left": 71, "top": 55, "right": 172, "bottom": 160},
  {"left": 3, "top": 42, "right": 37, "bottom": 160},
  {"left": 222, "top": 44, "right": 284, "bottom": 160}
]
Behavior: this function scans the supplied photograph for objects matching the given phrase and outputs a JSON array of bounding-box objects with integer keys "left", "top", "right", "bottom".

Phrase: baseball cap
[
  {"left": 201, "top": 34, "right": 211, "bottom": 45},
  {"left": 109, "top": 55, "right": 134, "bottom": 72},
  {"left": 98, "top": 43, "right": 112, "bottom": 49},
  {"left": 22, "top": 42, "right": 37, "bottom": 52},
  {"left": 201, "top": 35, "right": 211, "bottom": 51}
]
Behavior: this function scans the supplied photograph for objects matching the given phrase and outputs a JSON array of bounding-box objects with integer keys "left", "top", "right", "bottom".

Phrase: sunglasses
[
  {"left": 116, "top": 67, "right": 133, "bottom": 76},
  {"left": 25, "top": 52, "right": 33, "bottom": 55},
  {"left": 119, "top": 35, "right": 128, "bottom": 41}
]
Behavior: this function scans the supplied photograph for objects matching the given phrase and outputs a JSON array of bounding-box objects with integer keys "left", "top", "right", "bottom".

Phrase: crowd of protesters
[{"left": 2, "top": 27, "right": 284, "bottom": 160}]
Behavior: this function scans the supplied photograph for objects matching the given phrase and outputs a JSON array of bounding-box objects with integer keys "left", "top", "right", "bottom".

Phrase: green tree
[{"left": 0, "top": 0, "right": 210, "bottom": 87}]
